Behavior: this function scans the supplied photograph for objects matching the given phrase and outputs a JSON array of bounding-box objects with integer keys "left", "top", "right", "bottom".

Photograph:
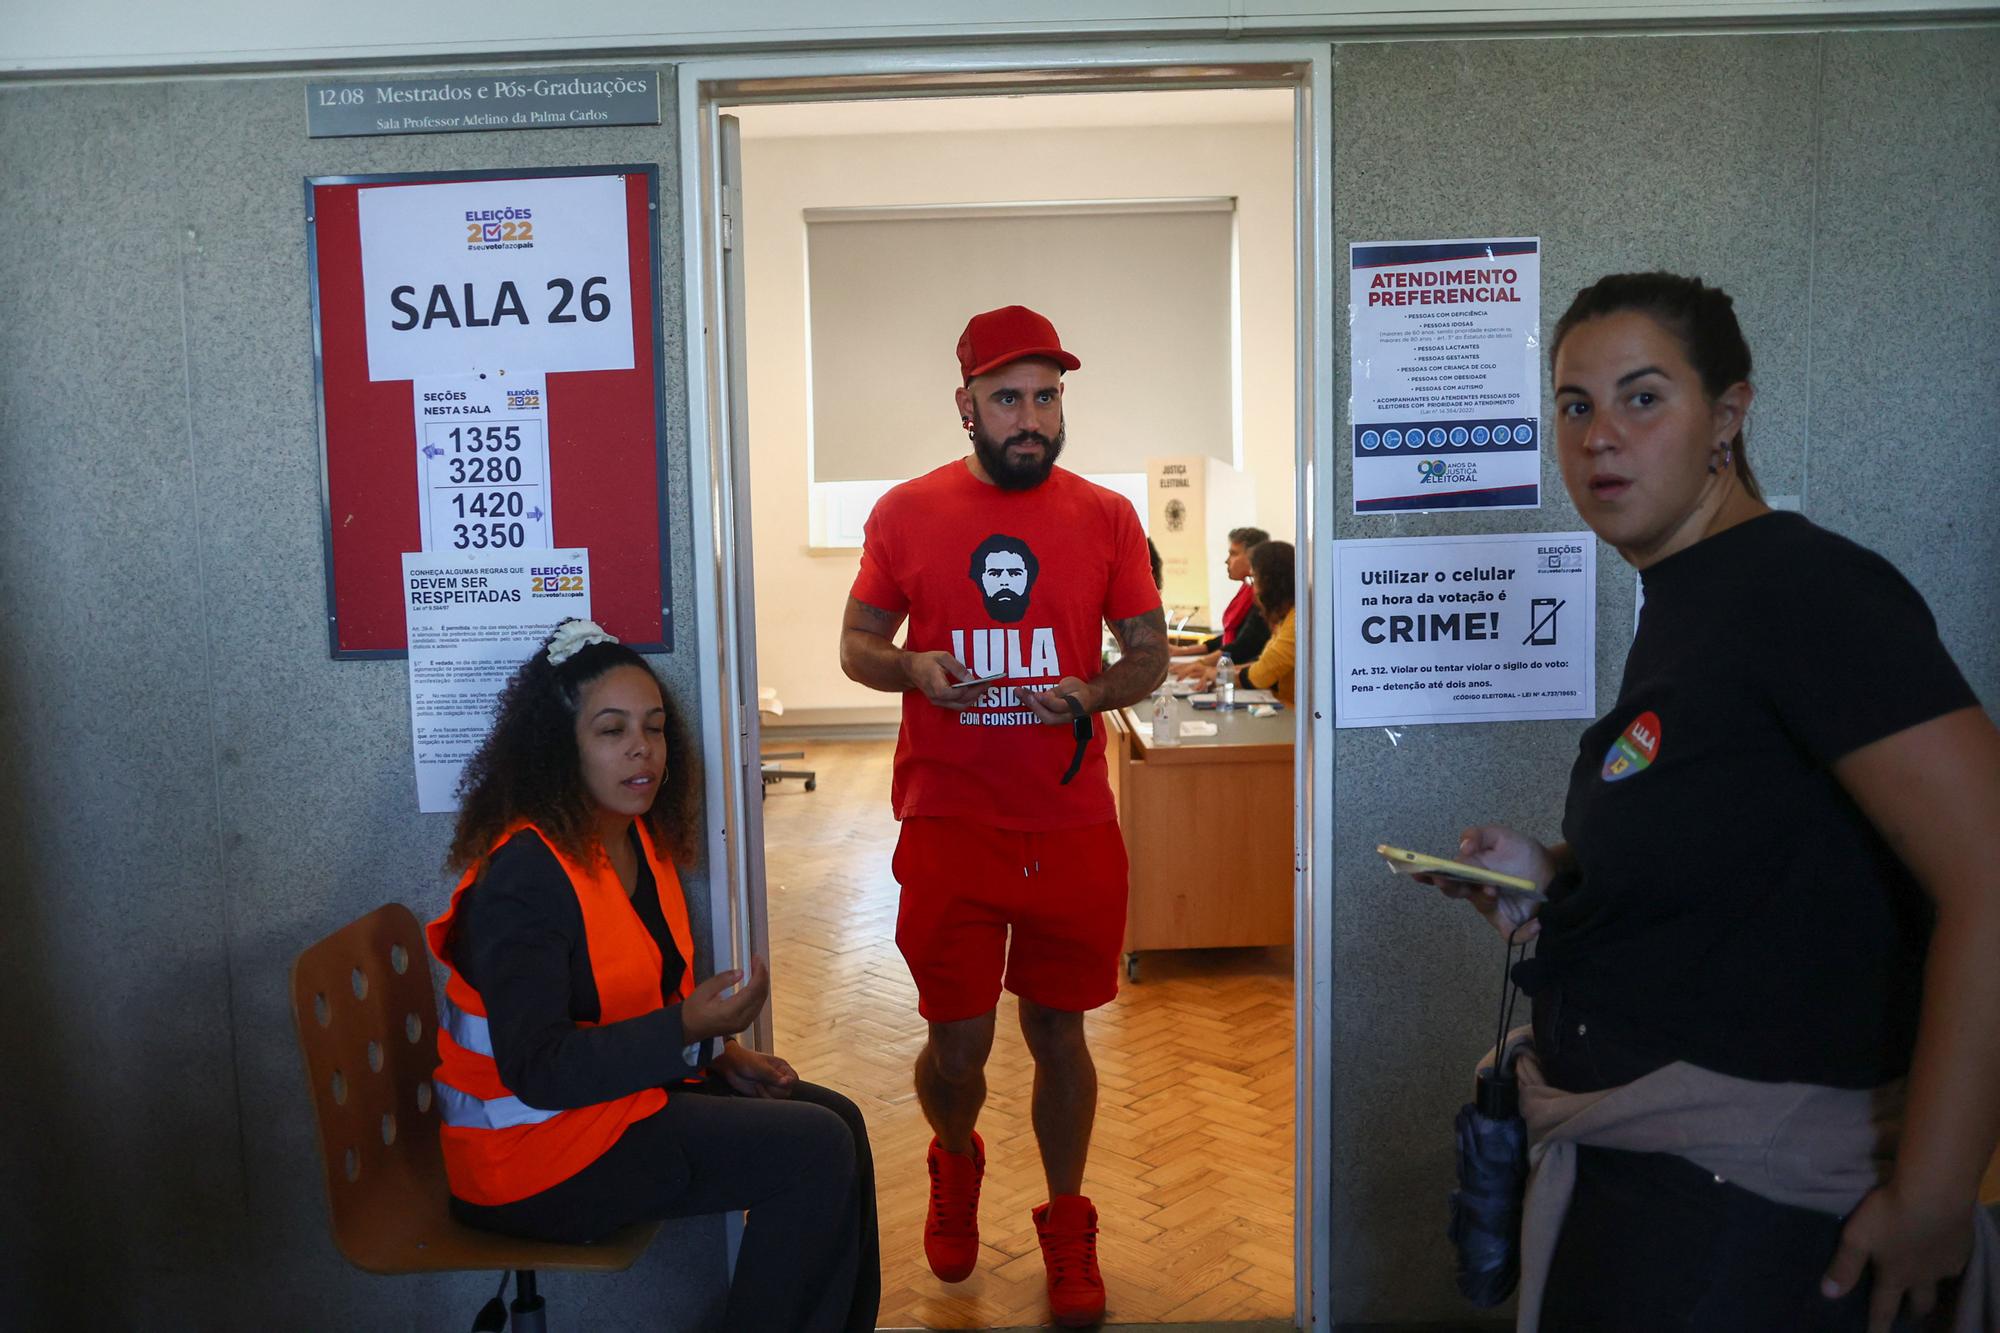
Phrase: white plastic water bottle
[
  {"left": 1216, "top": 654, "right": 1237, "bottom": 710},
  {"left": 1151, "top": 690, "right": 1178, "bottom": 745}
]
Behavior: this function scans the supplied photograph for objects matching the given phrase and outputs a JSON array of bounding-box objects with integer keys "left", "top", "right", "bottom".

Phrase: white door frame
[{"left": 676, "top": 40, "right": 1337, "bottom": 1328}]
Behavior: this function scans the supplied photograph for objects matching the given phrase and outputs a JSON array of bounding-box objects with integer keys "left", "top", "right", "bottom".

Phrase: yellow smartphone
[{"left": 1375, "top": 843, "right": 1546, "bottom": 903}]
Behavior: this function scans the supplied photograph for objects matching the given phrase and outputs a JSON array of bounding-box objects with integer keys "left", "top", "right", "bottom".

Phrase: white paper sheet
[
  {"left": 1332, "top": 531, "right": 1595, "bottom": 727},
  {"left": 403, "top": 548, "right": 590, "bottom": 812},
  {"left": 411, "top": 373, "right": 554, "bottom": 553},
  {"left": 1350, "top": 237, "right": 1542, "bottom": 514},
  {"left": 360, "top": 174, "right": 633, "bottom": 380}
]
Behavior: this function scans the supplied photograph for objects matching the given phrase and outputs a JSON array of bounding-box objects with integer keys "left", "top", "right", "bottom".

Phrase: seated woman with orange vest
[{"left": 426, "top": 619, "right": 878, "bottom": 1332}]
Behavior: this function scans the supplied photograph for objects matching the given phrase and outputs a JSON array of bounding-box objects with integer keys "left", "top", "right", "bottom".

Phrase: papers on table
[{"left": 1190, "top": 689, "right": 1280, "bottom": 709}]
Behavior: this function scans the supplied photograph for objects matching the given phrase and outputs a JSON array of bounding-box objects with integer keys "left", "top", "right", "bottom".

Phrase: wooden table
[{"left": 1106, "top": 694, "right": 1295, "bottom": 979}]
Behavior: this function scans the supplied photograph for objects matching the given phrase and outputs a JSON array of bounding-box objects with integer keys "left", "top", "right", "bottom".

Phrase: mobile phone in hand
[{"left": 1376, "top": 843, "right": 1547, "bottom": 904}]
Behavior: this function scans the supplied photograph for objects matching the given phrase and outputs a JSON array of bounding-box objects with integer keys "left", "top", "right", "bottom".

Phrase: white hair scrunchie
[{"left": 545, "top": 618, "right": 619, "bottom": 666}]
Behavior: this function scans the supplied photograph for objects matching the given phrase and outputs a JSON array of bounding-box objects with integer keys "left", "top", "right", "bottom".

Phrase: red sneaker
[
  {"left": 923, "top": 1131, "right": 985, "bottom": 1282},
  {"left": 1033, "top": 1194, "right": 1106, "bottom": 1327}
]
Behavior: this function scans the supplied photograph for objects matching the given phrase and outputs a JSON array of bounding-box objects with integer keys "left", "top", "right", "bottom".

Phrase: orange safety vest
[{"left": 424, "top": 820, "right": 698, "bottom": 1207}]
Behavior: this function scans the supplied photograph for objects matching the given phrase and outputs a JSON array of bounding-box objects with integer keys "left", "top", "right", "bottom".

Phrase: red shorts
[{"left": 892, "top": 816, "right": 1129, "bottom": 1023}]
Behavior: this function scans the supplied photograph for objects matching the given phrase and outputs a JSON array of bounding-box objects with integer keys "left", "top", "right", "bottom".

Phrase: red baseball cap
[{"left": 955, "top": 305, "right": 1081, "bottom": 383}]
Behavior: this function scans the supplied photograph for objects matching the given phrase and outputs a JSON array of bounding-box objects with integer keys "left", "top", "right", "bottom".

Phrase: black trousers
[
  {"left": 452, "top": 1077, "right": 880, "bottom": 1333},
  {"left": 1531, "top": 991, "right": 1882, "bottom": 1333}
]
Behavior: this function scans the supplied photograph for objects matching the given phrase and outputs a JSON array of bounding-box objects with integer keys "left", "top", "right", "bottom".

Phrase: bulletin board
[{"left": 306, "top": 164, "right": 671, "bottom": 658}]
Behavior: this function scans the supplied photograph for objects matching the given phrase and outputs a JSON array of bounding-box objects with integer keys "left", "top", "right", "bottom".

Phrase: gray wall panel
[
  {"left": 163, "top": 74, "right": 722, "bottom": 1329},
  {"left": 0, "top": 83, "right": 248, "bottom": 1325},
  {"left": 1808, "top": 31, "right": 2000, "bottom": 704},
  {"left": 1330, "top": 33, "right": 1824, "bottom": 1324},
  {"left": 0, "top": 71, "right": 721, "bottom": 1329}
]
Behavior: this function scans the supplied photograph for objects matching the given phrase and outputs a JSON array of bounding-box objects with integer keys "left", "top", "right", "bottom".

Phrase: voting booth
[{"left": 1145, "top": 455, "right": 1255, "bottom": 631}]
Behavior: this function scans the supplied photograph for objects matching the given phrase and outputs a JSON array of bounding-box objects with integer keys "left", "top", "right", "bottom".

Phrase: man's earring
[{"left": 962, "top": 418, "right": 974, "bottom": 432}]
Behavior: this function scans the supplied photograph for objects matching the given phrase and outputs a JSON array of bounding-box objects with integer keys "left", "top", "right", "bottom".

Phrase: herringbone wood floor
[{"left": 762, "top": 739, "right": 1295, "bottom": 1329}]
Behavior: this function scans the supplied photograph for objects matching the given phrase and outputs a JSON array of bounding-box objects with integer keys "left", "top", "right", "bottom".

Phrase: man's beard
[
  {"left": 970, "top": 412, "right": 1065, "bottom": 492},
  {"left": 982, "top": 588, "right": 1029, "bottom": 623}
]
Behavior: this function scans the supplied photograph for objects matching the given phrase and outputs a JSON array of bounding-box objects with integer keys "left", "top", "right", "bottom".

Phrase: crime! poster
[
  {"left": 1349, "top": 238, "right": 1541, "bottom": 514},
  {"left": 1331, "top": 532, "right": 1594, "bottom": 727}
]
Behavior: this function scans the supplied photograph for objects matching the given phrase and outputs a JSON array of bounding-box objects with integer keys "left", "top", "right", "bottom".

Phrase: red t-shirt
[{"left": 850, "top": 460, "right": 1160, "bottom": 830}]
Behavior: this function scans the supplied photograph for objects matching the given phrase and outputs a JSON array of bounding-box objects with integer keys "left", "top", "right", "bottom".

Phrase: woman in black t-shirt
[
  {"left": 429, "top": 620, "right": 879, "bottom": 1332},
  {"left": 1430, "top": 274, "right": 2000, "bottom": 1331}
]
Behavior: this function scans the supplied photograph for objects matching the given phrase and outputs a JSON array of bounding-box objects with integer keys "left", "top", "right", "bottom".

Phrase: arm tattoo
[
  {"left": 839, "top": 598, "right": 911, "bottom": 692},
  {"left": 1090, "top": 608, "right": 1170, "bottom": 711},
  {"left": 1109, "top": 609, "right": 1170, "bottom": 661},
  {"left": 853, "top": 600, "right": 900, "bottom": 629}
]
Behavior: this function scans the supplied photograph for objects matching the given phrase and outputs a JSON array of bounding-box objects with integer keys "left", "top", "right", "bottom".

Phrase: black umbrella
[{"left": 1447, "top": 926, "right": 1532, "bottom": 1307}]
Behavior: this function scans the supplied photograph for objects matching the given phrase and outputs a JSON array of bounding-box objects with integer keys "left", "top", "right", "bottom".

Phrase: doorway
[{"left": 676, "top": 44, "right": 1335, "bottom": 1330}]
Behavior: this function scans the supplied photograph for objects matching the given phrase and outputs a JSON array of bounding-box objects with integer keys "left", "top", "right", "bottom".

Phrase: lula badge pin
[{"left": 1602, "top": 710, "right": 1661, "bottom": 782}]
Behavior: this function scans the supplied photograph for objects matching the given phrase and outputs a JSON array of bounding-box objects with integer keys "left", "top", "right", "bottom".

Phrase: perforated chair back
[{"left": 290, "top": 902, "right": 655, "bottom": 1275}]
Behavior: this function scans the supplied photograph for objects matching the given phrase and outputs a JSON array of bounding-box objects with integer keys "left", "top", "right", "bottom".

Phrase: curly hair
[{"left": 446, "top": 623, "right": 696, "bottom": 875}]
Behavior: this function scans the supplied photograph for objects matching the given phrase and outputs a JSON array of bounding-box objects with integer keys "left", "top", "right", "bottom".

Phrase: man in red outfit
[{"left": 837, "top": 306, "right": 1169, "bottom": 1326}]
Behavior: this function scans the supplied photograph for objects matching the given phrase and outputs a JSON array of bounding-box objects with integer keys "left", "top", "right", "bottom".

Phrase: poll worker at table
[
  {"left": 1427, "top": 272, "right": 2000, "bottom": 1332},
  {"left": 427, "top": 619, "right": 880, "bottom": 1333},
  {"left": 1193, "top": 540, "right": 1295, "bottom": 708},
  {"left": 1170, "top": 525, "right": 1271, "bottom": 672}
]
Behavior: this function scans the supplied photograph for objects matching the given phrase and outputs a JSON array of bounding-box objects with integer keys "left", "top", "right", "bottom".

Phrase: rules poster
[
  {"left": 1332, "top": 532, "right": 1594, "bottom": 727},
  {"left": 403, "top": 548, "right": 590, "bottom": 812},
  {"left": 1349, "top": 238, "right": 1541, "bottom": 514}
]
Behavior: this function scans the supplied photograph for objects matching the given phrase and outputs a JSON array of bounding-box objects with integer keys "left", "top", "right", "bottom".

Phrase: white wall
[
  {"left": 737, "top": 111, "right": 1296, "bottom": 722},
  {"left": 11, "top": 0, "right": 1992, "bottom": 74}
]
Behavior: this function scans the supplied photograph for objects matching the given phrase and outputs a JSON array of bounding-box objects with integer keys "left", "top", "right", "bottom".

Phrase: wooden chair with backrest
[{"left": 291, "top": 902, "right": 658, "bottom": 1332}]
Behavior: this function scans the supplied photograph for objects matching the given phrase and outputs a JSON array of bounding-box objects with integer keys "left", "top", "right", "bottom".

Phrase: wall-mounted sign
[
  {"left": 1349, "top": 237, "right": 1542, "bottom": 514},
  {"left": 307, "top": 165, "right": 671, "bottom": 658},
  {"left": 306, "top": 71, "right": 661, "bottom": 139},
  {"left": 1332, "top": 531, "right": 1595, "bottom": 727},
  {"left": 1146, "top": 455, "right": 1254, "bottom": 631},
  {"left": 404, "top": 549, "right": 591, "bottom": 812},
  {"left": 357, "top": 172, "right": 635, "bottom": 379}
]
